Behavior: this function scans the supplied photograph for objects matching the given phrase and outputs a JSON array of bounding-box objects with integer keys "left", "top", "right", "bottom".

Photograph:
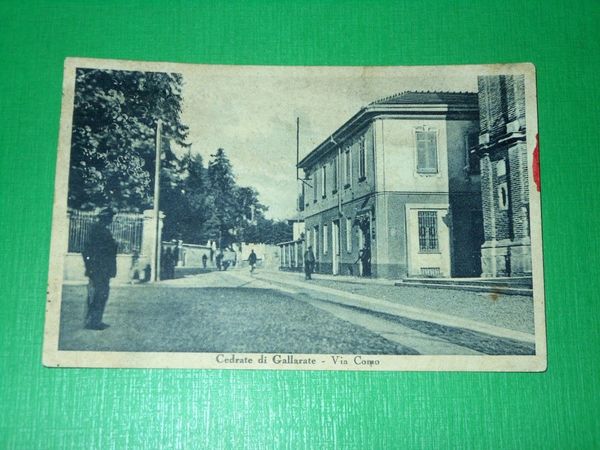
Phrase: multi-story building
[
  {"left": 476, "top": 75, "right": 531, "bottom": 277},
  {"left": 295, "top": 91, "right": 483, "bottom": 279}
]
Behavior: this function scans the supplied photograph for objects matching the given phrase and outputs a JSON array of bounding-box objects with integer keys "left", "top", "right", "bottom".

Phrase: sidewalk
[
  {"left": 398, "top": 276, "right": 533, "bottom": 296},
  {"left": 271, "top": 270, "right": 533, "bottom": 296},
  {"left": 276, "top": 269, "right": 397, "bottom": 286},
  {"left": 252, "top": 269, "right": 535, "bottom": 339}
]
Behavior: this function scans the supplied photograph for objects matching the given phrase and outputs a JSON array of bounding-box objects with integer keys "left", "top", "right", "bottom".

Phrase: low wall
[{"left": 178, "top": 244, "right": 213, "bottom": 268}]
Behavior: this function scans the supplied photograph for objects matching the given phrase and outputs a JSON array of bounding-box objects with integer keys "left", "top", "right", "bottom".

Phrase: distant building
[
  {"left": 278, "top": 216, "right": 305, "bottom": 271},
  {"left": 291, "top": 92, "right": 483, "bottom": 279},
  {"left": 476, "top": 75, "right": 531, "bottom": 277}
]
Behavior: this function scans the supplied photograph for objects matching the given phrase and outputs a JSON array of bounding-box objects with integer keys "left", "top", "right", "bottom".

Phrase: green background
[{"left": 1, "top": 1, "right": 598, "bottom": 448}]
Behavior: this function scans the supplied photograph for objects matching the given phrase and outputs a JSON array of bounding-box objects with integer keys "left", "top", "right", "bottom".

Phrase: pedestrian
[
  {"left": 162, "top": 247, "right": 172, "bottom": 280},
  {"left": 357, "top": 244, "right": 371, "bottom": 277},
  {"left": 170, "top": 246, "right": 178, "bottom": 279},
  {"left": 82, "top": 207, "right": 118, "bottom": 330},
  {"left": 303, "top": 245, "right": 315, "bottom": 280},
  {"left": 248, "top": 249, "right": 257, "bottom": 273},
  {"left": 215, "top": 251, "right": 223, "bottom": 271},
  {"left": 202, "top": 253, "right": 208, "bottom": 269}
]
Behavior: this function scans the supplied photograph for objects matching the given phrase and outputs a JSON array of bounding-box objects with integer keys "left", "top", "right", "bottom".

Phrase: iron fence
[{"left": 68, "top": 209, "right": 143, "bottom": 254}]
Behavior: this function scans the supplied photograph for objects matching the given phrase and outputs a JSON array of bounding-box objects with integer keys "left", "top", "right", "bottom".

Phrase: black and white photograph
[{"left": 43, "top": 59, "right": 546, "bottom": 371}]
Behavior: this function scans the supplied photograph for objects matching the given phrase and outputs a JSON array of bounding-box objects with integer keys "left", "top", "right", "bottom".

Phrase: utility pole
[
  {"left": 152, "top": 119, "right": 162, "bottom": 282},
  {"left": 296, "top": 117, "right": 300, "bottom": 213}
]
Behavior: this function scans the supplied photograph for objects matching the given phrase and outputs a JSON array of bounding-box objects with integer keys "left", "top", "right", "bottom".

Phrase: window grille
[
  {"left": 418, "top": 211, "right": 439, "bottom": 252},
  {"left": 421, "top": 267, "right": 441, "bottom": 277}
]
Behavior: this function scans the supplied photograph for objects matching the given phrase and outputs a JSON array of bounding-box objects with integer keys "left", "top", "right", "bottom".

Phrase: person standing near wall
[
  {"left": 357, "top": 244, "right": 371, "bottom": 277},
  {"left": 161, "top": 247, "right": 172, "bottom": 280},
  {"left": 82, "top": 208, "right": 118, "bottom": 330},
  {"left": 303, "top": 245, "right": 315, "bottom": 280}
]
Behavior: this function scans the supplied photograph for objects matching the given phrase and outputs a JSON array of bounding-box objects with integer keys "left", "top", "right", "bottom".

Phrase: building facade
[
  {"left": 295, "top": 92, "right": 483, "bottom": 279},
  {"left": 476, "top": 75, "right": 531, "bottom": 277}
]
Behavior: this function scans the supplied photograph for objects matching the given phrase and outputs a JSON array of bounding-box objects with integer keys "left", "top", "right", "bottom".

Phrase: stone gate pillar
[{"left": 141, "top": 209, "right": 164, "bottom": 281}]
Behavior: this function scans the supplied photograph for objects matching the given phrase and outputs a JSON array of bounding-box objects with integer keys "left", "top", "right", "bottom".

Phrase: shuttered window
[
  {"left": 358, "top": 138, "right": 366, "bottom": 180},
  {"left": 344, "top": 148, "right": 351, "bottom": 187},
  {"left": 346, "top": 218, "right": 352, "bottom": 252},
  {"left": 416, "top": 131, "right": 438, "bottom": 174}
]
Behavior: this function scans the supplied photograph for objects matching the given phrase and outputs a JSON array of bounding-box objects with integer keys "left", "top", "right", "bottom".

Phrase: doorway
[{"left": 332, "top": 220, "right": 340, "bottom": 275}]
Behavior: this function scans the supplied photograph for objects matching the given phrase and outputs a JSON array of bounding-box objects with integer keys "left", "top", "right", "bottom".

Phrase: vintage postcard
[{"left": 43, "top": 58, "right": 546, "bottom": 371}]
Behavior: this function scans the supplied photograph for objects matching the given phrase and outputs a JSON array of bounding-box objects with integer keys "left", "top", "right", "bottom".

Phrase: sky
[{"left": 178, "top": 65, "right": 478, "bottom": 220}]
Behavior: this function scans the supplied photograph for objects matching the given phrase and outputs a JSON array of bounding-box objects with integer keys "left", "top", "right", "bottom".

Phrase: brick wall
[
  {"left": 479, "top": 75, "right": 526, "bottom": 140},
  {"left": 477, "top": 75, "right": 531, "bottom": 276}
]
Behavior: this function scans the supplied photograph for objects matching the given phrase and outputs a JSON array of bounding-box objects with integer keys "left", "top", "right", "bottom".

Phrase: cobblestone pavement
[
  {"left": 262, "top": 270, "right": 535, "bottom": 334},
  {"left": 242, "top": 271, "right": 535, "bottom": 355},
  {"left": 58, "top": 283, "right": 417, "bottom": 354},
  {"left": 58, "top": 269, "right": 536, "bottom": 355}
]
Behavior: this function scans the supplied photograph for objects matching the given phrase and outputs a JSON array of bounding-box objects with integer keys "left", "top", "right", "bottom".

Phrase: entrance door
[
  {"left": 356, "top": 215, "right": 371, "bottom": 276},
  {"left": 332, "top": 220, "right": 340, "bottom": 275}
]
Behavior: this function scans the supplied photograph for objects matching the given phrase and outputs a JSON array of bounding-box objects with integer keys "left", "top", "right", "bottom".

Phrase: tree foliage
[
  {"left": 69, "top": 69, "right": 292, "bottom": 246},
  {"left": 69, "top": 68, "right": 189, "bottom": 211}
]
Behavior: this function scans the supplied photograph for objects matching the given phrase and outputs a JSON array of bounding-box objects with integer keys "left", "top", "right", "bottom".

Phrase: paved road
[{"left": 58, "top": 269, "right": 535, "bottom": 355}]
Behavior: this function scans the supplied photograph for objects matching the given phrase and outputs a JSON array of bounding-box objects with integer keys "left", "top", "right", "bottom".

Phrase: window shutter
[
  {"left": 416, "top": 133, "right": 427, "bottom": 170},
  {"left": 416, "top": 131, "right": 438, "bottom": 173},
  {"left": 427, "top": 133, "right": 437, "bottom": 172}
]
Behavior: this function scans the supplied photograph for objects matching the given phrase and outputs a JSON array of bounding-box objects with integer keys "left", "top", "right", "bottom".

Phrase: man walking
[
  {"left": 303, "top": 245, "right": 315, "bottom": 280},
  {"left": 248, "top": 249, "right": 257, "bottom": 273},
  {"left": 82, "top": 208, "right": 118, "bottom": 330}
]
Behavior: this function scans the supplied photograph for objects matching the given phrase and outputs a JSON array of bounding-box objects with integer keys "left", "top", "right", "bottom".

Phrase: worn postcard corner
[{"left": 43, "top": 59, "right": 546, "bottom": 371}]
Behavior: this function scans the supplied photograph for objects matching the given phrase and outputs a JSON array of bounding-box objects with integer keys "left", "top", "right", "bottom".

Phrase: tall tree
[
  {"left": 204, "top": 149, "right": 239, "bottom": 248},
  {"left": 178, "top": 153, "right": 210, "bottom": 243},
  {"left": 241, "top": 216, "right": 293, "bottom": 245},
  {"left": 68, "top": 68, "right": 189, "bottom": 212}
]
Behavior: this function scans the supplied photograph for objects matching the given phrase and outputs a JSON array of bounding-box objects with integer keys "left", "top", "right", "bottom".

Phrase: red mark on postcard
[{"left": 532, "top": 134, "right": 541, "bottom": 192}]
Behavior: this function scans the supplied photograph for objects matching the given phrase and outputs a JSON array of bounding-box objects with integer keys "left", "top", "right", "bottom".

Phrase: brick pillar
[
  {"left": 480, "top": 153, "right": 497, "bottom": 277},
  {"left": 507, "top": 141, "right": 532, "bottom": 275}
]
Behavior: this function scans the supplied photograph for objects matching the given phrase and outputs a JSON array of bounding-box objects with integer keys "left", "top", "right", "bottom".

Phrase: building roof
[
  {"left": 370, "top": 91, "right": 477, "bottom": 106},
  {"left": 298, "top": 91, "right": 478, "bottom": 169}
]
